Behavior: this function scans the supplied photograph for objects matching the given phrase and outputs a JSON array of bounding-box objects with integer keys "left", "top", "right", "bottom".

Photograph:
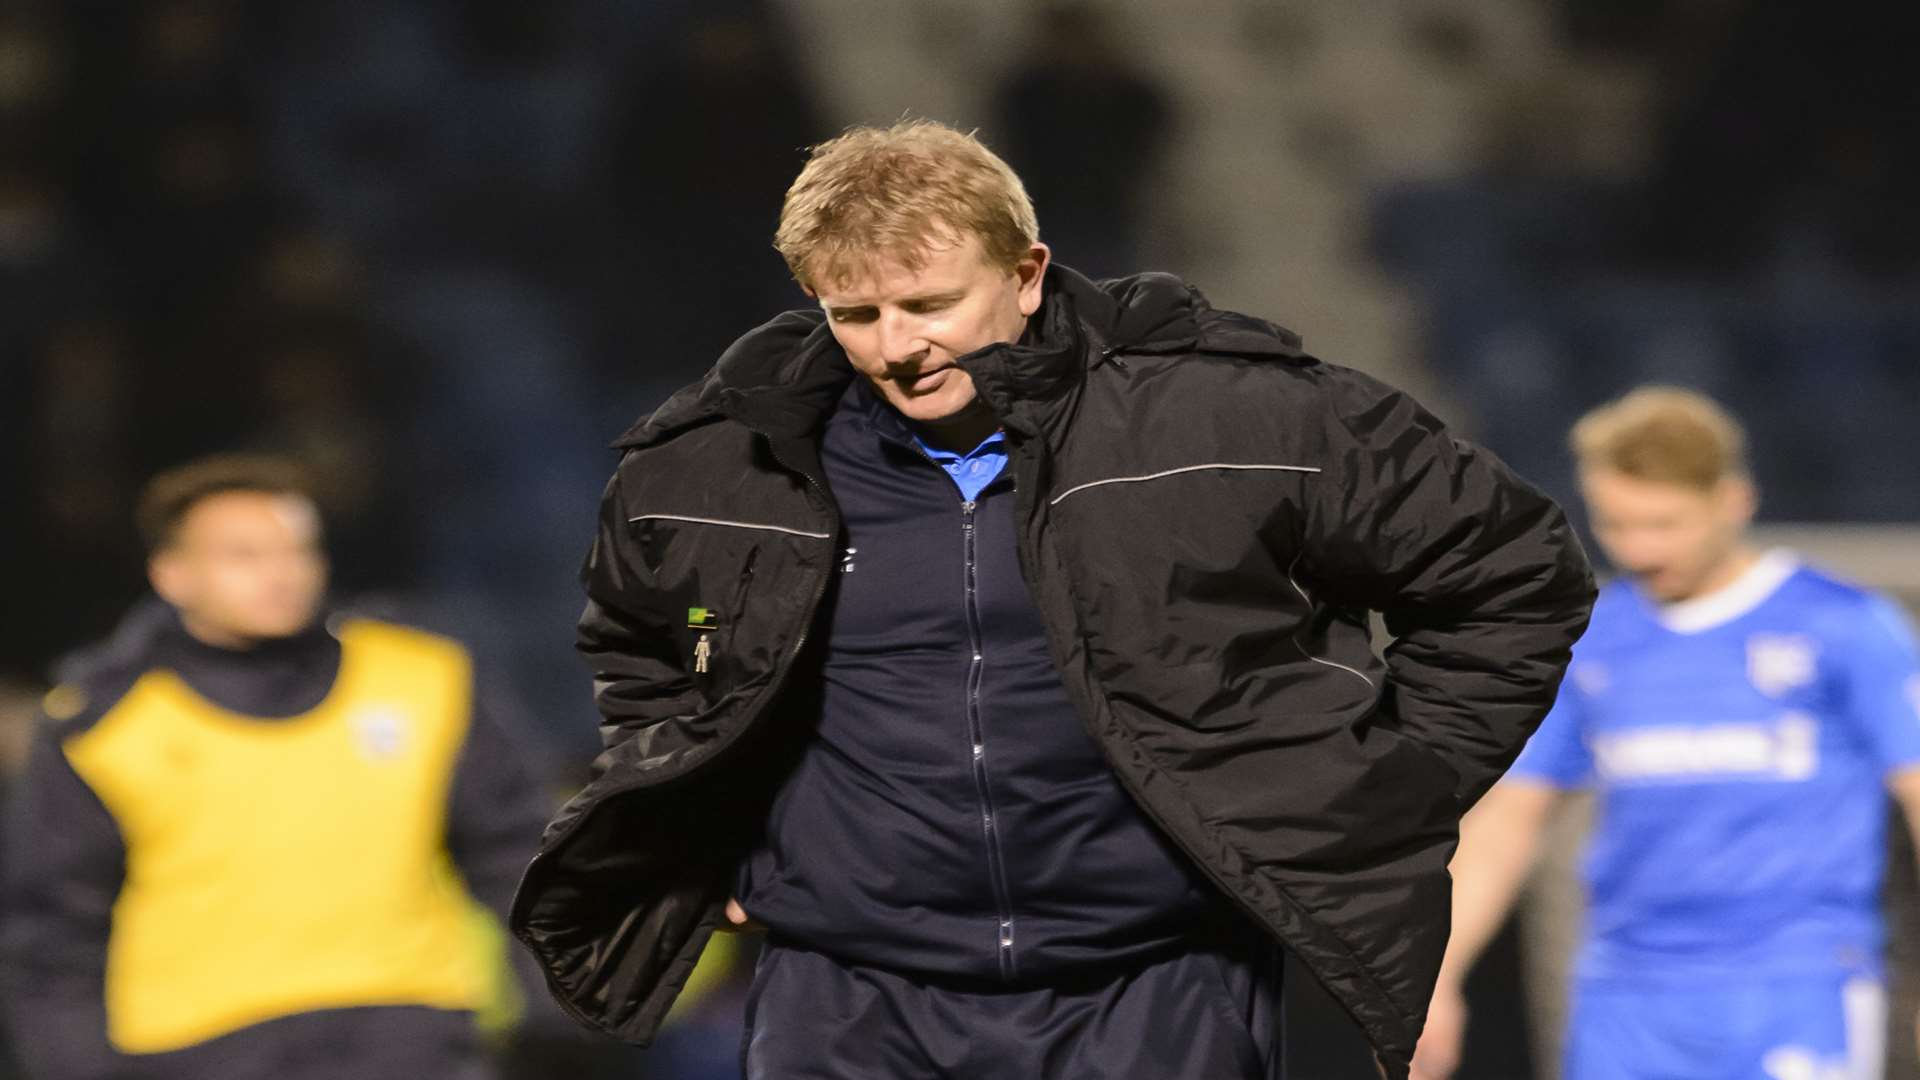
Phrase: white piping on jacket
[
  {"left": 1049, "top": 463, "right": 1321, "bottom": 507},
  {"left": 627, "top": 513, "right": 831, "bottom": 540},
  {"left": 1286, "top": 554, "right": 1377, "bottom": 690}
]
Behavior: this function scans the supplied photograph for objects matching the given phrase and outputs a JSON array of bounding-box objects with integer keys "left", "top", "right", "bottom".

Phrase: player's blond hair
[
  {"left": 774, "top": 119, "right": 1038, "bottom": 292},
  {"left": 1571, "top": 386, "right": 1748, "bottom": 491}
]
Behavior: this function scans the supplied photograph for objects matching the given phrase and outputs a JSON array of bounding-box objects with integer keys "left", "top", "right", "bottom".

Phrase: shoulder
[
  {"left": 1591, "top": 579, "right": 1644, "bottom": 621},
  {"left": 1779, "top": 562, "right": 1915, "bottom": 650},
  {"left": 40, "top": 600, "right": 175, "bottom": 741},
  {"left": 1570, "top": 580, "right": 1651, "bottom": 648},
  {"left": 1160, "top": 288, "right": 1442, "bottom": 436},
  {"left": 334, "top": 617, "right": 473, "bottom": 672},
  {"left": 1093, "top": 296, "right": 1365, "bottom": 437},
  {"left": 611, "top": 308, "right": 832, "bottom": 452},
  {"left": 39, "top": 656, "right": 152, "bottom": 744},
  {"left": 1081, "top": 270, "right": 1315, "bottom": 381},
  {"left": 1781, "top": 560, "right": 1879, "bottom": 608}
]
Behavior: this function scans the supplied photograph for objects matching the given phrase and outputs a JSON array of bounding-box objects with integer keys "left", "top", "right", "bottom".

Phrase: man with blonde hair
[
  {"left": 1415, "top": 388, "right": 1920, "bottom": 1079},
  {"left": 513, "top": 119, "right": 1594, "bottom": 1078}
]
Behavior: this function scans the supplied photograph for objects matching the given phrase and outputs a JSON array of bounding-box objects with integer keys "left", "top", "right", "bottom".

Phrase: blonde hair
[
  {"left": 1571, "top": 386, "right": 1748, "bottom": 490},
  {"left": 774, "top": 119, "right": 1038, "bottom": 292}
]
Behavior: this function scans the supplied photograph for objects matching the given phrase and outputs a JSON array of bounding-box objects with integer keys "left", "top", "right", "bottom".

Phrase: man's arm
[
  {"left": 1837, "top": 596, "right": 1920, "bottom": 1061},
  {"left": 446, "top": 697, "right": 552, "bottom": 919},
  {"left": 579, "top": 467, "right": 706, "bottom": 751},
  {"left": 444, "top": 694, "right": 578, "bottom": 1037},
  {"left": 1302, "top": 365, "right": 1596, "bottom": 807},
  {"left": 1888, "top": 769, "right": 1920, "bottom": 866},
  {"left": 1412, "top": 780, "right": 1565, "bottom": 1078},
  {"left": 0, "top": 724, "right": 128, "bottom": 1080},
  {"left": 1887, "top": 768, "right": 1920, "bottom": 1065}
]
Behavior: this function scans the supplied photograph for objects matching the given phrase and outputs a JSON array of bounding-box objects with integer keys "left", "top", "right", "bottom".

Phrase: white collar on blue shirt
[{"left": 1654, "top": 548, "right": 1800, "bottom": 635}]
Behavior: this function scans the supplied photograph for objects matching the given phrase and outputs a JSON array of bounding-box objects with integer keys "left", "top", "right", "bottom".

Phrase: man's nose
[{"left": 878, "top": 310, "right": 928, "bottom": 366}]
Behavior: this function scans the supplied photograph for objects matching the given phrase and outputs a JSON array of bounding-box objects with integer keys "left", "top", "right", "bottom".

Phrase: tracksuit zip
[
  {"left": 901, "top": 433, "right": 1022, "bottom": 979},
  {"left": 961, "top": 496, "right": 1019, "bottom": 979}
]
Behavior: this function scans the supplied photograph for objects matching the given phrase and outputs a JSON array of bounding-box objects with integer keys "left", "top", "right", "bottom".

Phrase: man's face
[
  {"left": 813, "top": 232, "right": 1049, "bottom": 431},
  {"left": 149, "top": 491, "right": 328, "bottom": 643},
  {"left": 1579, "top": 468, "right": 1754, "bottom": 603}
]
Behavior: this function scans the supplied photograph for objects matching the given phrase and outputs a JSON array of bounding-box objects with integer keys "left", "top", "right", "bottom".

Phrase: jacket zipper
[
  {"left": 961, "top": 497, "right": 1018, "bottom": 979},
  {"left": 903, "top": 436, "right": 1021, "bottom": 979}
]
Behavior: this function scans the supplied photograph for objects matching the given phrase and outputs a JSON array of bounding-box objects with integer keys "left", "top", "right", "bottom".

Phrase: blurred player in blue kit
[{"left": 1415, "top": 388, "right": 1920, "bottom": 1080}]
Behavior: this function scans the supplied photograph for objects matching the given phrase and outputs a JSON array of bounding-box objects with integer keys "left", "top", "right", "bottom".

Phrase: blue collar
[{"left": 910, "top": 429, "right": 1010, "bottom": 502}]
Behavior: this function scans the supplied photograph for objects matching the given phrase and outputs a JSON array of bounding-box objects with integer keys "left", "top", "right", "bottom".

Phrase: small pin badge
[{"left": 688, "top": 607, "right": 719, "bottom": 674}]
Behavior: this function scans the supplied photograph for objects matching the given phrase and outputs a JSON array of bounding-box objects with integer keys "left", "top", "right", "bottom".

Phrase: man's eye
[{"left": 831, "top": 310, "right": 876, "bottom": 324}]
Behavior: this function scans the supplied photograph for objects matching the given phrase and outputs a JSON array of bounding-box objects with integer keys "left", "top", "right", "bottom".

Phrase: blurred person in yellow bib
[{"left": 0, "top": 455, "right": 548, "bottom": 1080}]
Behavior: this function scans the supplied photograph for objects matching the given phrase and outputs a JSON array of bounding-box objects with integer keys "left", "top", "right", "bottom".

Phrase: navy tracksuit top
[{"left": 737, "top": 378, "right": 1219, "bottom": 982}]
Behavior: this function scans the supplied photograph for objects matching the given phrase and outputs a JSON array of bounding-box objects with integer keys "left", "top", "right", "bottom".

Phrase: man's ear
[
  {"left": 148, "top": 552, "right": 187, "bottom": 608},
  {"left": 1016, "top": 243, "right": 1051, "bottom": 317},
  {"left": 1717, "top": 474, "right": 1758, "bottom": 528}
]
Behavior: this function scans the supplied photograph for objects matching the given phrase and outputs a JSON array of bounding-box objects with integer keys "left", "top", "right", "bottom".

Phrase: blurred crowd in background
[{"left": 2, "top": 2, "right": 1915, "bottom": 1078}]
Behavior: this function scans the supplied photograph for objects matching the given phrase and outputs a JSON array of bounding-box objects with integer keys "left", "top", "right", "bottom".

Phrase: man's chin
[
  {"left": 889, "top": 389, "right": 975, "bottom": 425},
  {"left": 240, "top": 615, "right": 321, "bottom": 640},
  {"left": 1638, "top": 577, "right": 1691, "bottom": 604}
]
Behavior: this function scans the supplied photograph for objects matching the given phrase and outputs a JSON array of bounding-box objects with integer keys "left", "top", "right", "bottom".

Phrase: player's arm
[
  {"left": 1889, "top": 768, "right": 1920, "bottom": 867},
  {"left": 0, "top": 722, "right": 127, "bottom": 1080},
  {"left": 1418, "top": 671, "right": 1591, "bottom": 1079},
  {"left": 1413, "top": 780, "right": 1566, "bottom": 1079},
  {"left": 446, "top": 695, "right": 551, "bottom": 920},
  {"left": 1438, "top": 780, "right": 1565, "bottom": 988},
  {"left": 1302, "top": 366, "right": 1597, "bottom": 807},
  {"left": 1841, "top": 596, "right": 1920, "bottom": 879},
  {"left": 1834, "top": 595, "right": 1920, "bottom": 1062},
  {"left": 445, "top": 693, "right": 575, "bottom": 1033}
]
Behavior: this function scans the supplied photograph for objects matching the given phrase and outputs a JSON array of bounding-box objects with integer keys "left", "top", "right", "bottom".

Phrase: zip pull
[{"left": 694, "top": 633, "right": 712, "bottom": 674}]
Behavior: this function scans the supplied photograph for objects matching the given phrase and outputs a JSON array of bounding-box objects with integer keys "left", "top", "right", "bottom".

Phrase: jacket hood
[{"left": 612, "top": 264, "right": 1308, "bottom": 449}]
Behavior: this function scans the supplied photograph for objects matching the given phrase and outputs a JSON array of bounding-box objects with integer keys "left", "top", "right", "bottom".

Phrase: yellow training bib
[{"left": 64, "top": 620, "right": 490, "bottom": 1054}]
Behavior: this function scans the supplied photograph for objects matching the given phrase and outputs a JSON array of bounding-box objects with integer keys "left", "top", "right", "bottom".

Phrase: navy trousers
[{"left": 743, "top": 943, "right": 1286, "bottom": 1079}]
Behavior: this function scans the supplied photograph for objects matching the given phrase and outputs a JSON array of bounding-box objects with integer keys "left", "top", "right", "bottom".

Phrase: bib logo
[
  {"left": 1748, "top": 634, "right": 1818, "bottom": 698},
  {"left": 352, "top": 707, "right": 410, "bottom": 761}
]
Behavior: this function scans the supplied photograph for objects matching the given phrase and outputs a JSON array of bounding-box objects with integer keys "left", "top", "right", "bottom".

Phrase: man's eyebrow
[
  {"left": 906, "top": 290, "right": 965, "bottom": 304},
  {"left": 823, "top": 289, "right": 965, "bottom": 311}
]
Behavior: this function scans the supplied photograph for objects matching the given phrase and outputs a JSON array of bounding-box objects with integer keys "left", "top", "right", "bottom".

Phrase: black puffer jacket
[{"left": 510, "top": 266, "right": 1594, "bottom": 1074}]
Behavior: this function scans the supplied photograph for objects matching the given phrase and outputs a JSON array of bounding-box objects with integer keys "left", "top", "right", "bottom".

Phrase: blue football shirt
[{"left": 1508, "top": 550, "right": 1920, "bottom": 983}]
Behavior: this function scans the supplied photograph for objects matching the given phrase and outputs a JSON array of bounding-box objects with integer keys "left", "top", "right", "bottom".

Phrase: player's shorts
[{"left": 1564, "top": 971, "right": 1886, "bottom": 1080}]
